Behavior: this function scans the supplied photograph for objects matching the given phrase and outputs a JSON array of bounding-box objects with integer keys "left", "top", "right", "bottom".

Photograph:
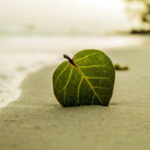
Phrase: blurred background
[
  {"left": 0, "top": 0, "right": 130, "bottom": 35},
  {"left": 0, "top": 0, "right": 150, "bottom": 108},
  {"left": 0, "top": 0, "right": 150, "bottom": 35}
]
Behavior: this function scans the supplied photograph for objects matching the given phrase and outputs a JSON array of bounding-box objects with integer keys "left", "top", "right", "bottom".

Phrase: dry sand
[{"left": 0, "top": 49, "right": 150, "bottom": 150}]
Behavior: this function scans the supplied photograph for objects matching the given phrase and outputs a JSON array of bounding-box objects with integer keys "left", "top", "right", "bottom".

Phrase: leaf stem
[{"left": 63, "top": 54, "right": 77, "bottom": 67}]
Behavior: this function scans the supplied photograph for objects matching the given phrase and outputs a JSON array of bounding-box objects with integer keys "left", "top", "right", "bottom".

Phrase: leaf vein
[
  {"left": 93, "top": 86, "right": 110, "bottom": 89},
  {"left": 87, "top": 76, "right": 110, "bottom": 81},
  {"left": 55, "top": 63, "right": 69, "bottom": 83},
  {"left": 79, "top": 65, "right": 110, "bottom": 69},
  {"left": 76, "top": 77, "right": 83, "bottom": 105},
  {"left": 74, "top": 52, "right": 97, "bottom": 62},
  {"left": 91, "top": 94, "right": 95, "bottom": 105},
  {"left": 75, "top": 67, "right": 103, "bottom": 104},
  {"left": 58, "top": 66, "right": 73, "bottom": 93}
]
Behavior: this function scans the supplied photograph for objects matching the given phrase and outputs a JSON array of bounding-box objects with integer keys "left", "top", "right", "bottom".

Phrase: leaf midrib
[{"left": 74, "top": 65, "right": 104, "bottom": 105}]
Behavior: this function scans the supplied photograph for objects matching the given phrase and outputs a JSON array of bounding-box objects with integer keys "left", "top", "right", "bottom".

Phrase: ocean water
[
  {"left": 0, "top": 35, "right": 148, "bottom": 108},
  {"left": 0, "top": 51, "right": 60, "bottom": 108}
]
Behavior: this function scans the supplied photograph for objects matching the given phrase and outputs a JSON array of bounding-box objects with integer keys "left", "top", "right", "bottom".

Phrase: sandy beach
[{"left": 0, "top": 48, "right": 150, "bottom": 150}]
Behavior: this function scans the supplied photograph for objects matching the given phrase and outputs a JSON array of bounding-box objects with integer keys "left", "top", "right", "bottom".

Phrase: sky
[{"left": 0, "top": 0, "right": 130, "bottom": 34}]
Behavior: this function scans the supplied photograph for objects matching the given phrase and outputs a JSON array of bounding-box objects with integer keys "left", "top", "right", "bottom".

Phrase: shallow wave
[{"left": 0, "top": 52, "right": 60, "bottom": 108}]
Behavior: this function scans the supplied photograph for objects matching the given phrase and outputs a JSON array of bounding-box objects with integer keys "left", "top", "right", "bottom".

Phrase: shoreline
[
  {"left": 0, "top": 64, "right": 57, "bottom": 109},
  {"left": 0, "top": 49, "right": 150, "bottom": 150},
  {"left": 0, "top": 65, "right": 57, "bottom": 109}
]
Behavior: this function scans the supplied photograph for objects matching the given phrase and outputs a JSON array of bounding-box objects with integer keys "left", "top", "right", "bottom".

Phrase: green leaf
[{"left": 53, "top": 49, "right": 115, "bottom": 107}]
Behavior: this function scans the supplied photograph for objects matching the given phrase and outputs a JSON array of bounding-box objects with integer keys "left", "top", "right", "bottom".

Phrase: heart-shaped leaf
[{"left": 53, "top": 49, "right": 115, "bottom": 107}]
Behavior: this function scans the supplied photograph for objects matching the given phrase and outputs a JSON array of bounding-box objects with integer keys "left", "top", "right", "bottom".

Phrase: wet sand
[{"left": 0, "top": 49, "right": 150, "bottom": 150}]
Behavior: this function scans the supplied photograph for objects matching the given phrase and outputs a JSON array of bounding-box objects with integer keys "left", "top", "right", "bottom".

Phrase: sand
[{"left": 0, "top": 49, "right": 150, "bottom": 150}]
